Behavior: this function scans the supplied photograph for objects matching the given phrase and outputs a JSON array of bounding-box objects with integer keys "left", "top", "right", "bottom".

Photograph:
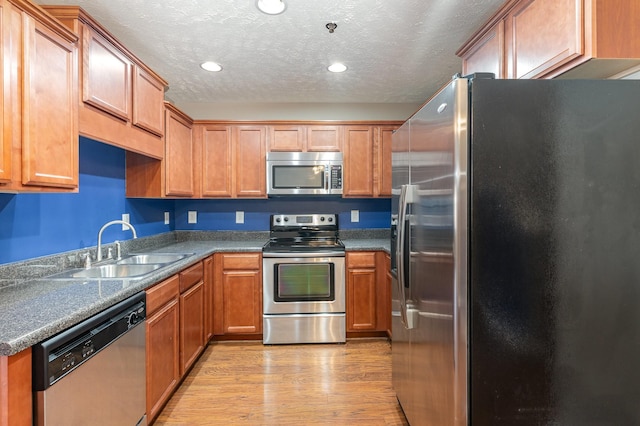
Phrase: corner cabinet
[
  {"left": 458, "top": 0, "right": 640, "bottom": 79},
  {"left": 213, "top": 252, "right": 263, "bottom": 337},
  {"left": 42, "top": 6, "right": 167, "bottom": 159},
  {"left": 1, "top": 0, "right": 78, "bottom": 193}
]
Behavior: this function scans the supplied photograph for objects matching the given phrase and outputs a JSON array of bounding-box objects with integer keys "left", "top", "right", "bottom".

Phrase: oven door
[{"left": 263, "top": 253, "right": 345, "bottom": 314}]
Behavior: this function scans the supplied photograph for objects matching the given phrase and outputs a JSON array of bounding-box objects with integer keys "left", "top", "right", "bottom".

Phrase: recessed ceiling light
[
  {"left": 201, "top": 61, "right": 222, "bottom": 72},
  {"left": 328, "top": 63, "right": 347, "bottom": 73},
  {"left": 256, "top": 0, "right": 286, "bottom": 15}
]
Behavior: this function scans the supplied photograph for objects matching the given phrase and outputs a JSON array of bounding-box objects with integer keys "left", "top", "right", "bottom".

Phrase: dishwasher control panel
[{"left": 32, "top": 292, "right": 146, "bottom": 390}]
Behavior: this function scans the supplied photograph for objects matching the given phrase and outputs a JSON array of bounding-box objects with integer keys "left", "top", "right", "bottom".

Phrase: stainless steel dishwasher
[{"left": 33, "top": 292, "right": 147, "bottom": 426}]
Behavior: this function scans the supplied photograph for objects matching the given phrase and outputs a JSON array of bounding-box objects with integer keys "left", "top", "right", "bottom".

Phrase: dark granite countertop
[{"left": 0, "top": 229, "right": 389, "bottom": 356}]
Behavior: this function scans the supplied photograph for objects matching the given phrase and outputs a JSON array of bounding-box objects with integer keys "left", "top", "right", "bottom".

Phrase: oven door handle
[{"left": 262, "top": 251, "right": 346, "bottom": 258}]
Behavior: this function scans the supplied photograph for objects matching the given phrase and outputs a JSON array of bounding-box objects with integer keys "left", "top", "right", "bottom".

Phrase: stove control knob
[
  {"left": 328, "top": 217, "right": 333, "bottom": 222},
  {"left": 320, "top": 216, "right": 325, "bottom": 222},
  {"left": 275, "top": 217, "right": 281, "bottom": 223},
  {"left": 284, "top": 217, "right": 289, "bottom": 222}
]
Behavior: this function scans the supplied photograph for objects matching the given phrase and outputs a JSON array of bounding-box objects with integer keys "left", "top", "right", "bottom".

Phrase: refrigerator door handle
[{"left": 397, "top": 184, "right": 415, "bottom": 329}]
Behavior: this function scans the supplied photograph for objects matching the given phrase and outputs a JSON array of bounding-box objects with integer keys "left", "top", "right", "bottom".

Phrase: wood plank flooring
[{"left": 154, "top": 339, "right": 409, "bottom": 425}]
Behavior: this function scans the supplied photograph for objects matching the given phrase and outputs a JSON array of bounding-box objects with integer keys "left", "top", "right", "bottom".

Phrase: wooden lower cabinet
[
  {"left": 146, "top": 261, "right": 205, "bottom": 423},
  {"left": 0, "top": 347, "right": 32, "bottom": 426},
  {"left": 146, "top": 275, "right": 180, "bottom": 423},
  {"left": 213, "top": 252, "right": 262, "bottom": 337},
  {"left": 346, "top": 251, "right": 391, "bottom": 335}
]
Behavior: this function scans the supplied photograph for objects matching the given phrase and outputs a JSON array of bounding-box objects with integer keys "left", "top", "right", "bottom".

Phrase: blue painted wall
[{"left": 0, "top": 138, "right": 391, "bottom": 265}]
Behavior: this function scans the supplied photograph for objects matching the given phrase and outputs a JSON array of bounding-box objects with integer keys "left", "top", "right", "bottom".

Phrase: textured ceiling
[{"left": 36, "top": 0, "right": 505, "bottom": 106}]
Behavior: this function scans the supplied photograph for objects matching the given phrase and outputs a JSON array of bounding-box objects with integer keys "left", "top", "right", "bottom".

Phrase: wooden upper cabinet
[
  {"left": 133, "top": 65, "right": 164, "bottom": 136},
  {"left": 268, "top": 125, "right": 305, "bottom": 151},
  {"left": 0, "top": 0, "right": 79, "bottom": 193},
  {"left": 307, "top": 125, "right": 341, "bottom": 151},
  {"left": 375, "top": 126, "right": 395, "bottom": 197},
  {"left": 343, "top": 126, "right": 374, "bottom": 197},
  {"left": 199, "top": 125, "right": 233, "bottom": 197},
  {"left": 0, "top": 2, "right": 8, "bottom": 184},
  {"left": 82, "top": 26, "right": 131, "bottom": 121},
  {"left": 458, "top": 0, "right": 640, "bottom": 80},
  {"left": 21, "top": 13, "right": 78, "bottom": 189},
  {"left": 460, "top": 20, "right": 505, "bottom": 78},
  {"left": 42, "top": 6, "right": 168, "bottom": 159},
  {"left": 164, "top": 103, "right": 194, "bottom": 197},
  {"left": 505, "top": 0, "right": 582, "bottom": 79},
  {"left": 234, "top": 126, "right": 266, "bottom": 198}
]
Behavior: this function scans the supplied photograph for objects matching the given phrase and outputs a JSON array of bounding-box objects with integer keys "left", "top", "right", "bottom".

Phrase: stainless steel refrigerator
[{"left": 391, "top": 74, "right": 640, "bottom": 425}]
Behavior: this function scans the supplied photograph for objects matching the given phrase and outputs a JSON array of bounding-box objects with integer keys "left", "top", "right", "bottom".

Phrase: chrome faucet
[{"left": 97, "top": 220, "right": 137, "bottom": 262}]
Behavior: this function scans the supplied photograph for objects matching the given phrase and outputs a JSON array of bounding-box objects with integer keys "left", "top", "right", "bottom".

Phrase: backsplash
[{"left": 0, "top": 138, "right": 391, "bottom": 265}]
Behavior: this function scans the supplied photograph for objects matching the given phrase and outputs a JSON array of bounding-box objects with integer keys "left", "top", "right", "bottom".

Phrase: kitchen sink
[
  {"left": 53, "top": 264, "right": 162, "bottom": 279},
  {"left": 116, "top": 253, "right": 189, "bottom": 265},
  {"left": 44, "top": 252, "right": 194, "bottom": 280}
]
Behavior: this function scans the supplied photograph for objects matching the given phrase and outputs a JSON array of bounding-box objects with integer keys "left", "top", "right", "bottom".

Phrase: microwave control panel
[{"left": 330, "top": 165, "right": 343, "bottom": 189}]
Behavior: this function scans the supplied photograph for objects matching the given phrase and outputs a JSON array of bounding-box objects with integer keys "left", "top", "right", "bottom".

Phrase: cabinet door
[
  {"left": 146, "top": 299, "right": 180, "bottom": 422},
  {"left": 268, "top": 125, "right": 305, "bottom": 151},
  {"left": 132, "top": 65, "right": 164, "bottom": 136},
  {"left": 21, "top": 14, "right": 78, "bottom": 189},
  {"left": 505, "top": 0, "right": 582, "bottom": 79},
  {"left": 375, "top": 126, "right": 395, "bottom": 197},
  {"left": 343, "top": 126, "right": 374, "bottom": 197},
  {"left": 346, "top": 252, "right": 377, "bottom": 331},
  {"left": 306, "top": 125, "right": 341, "bottom": 151},
  {"left": 180, "top": 280, "right": 205, "bottom": 375},
  {"left": 201, "top": 125, "right": 233, "bottom": 197},
  {"left": 203, "top": 256, "right": 214, "bottom": 341},
  {"left": 234, "top": 126, "right": 266, "bottom": 198},
  {"left": 461, "top": 20, "right": 505, "bottom": 78},
  {"left": 164, "top": 107, "right": 194, "bottom": 197},
  {"left": 82, "top": 25, "right": 131, "bottom": 121},
  {"left": 0, "top": 2, "right": 9, "bottom": 184},
  {"left": 214, "top": 253, "right": 262, "bottom": 335}
]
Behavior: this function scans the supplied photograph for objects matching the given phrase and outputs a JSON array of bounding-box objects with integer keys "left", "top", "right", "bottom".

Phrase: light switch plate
[
  {"left": 236, "top": 211, "right": 245, "bottom": 224},
  {"left": 121, "top": 213, "right": 130, "bottom": 230},
  {"left": 164, "top": 212, "right": 170, "bottom": 225},
  {"left": 351, "top": 210, "right": 359, "bottom": 223},
  {"left": 188, "top": 211, "right": 197, "bottom": 224}
]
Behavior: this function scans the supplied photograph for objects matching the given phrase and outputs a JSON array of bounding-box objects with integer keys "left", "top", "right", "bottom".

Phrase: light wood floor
[{"left": 154, "top": 338, "right": 409, "bottom": 425}]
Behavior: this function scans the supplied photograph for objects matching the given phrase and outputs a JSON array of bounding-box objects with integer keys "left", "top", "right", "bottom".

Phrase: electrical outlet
[
  {"left": 351, "top": 210, "right": 360, "bottom": 223},
  {"left": 236, "top": 211, "right": 244, "bottom": 224},
  {"left": 121, "top": 213, "right": 130, "bottom": 230},
  {"left": 188, "top": 211, "right": 197, "bottom": 224},
  {"left": 164, "top": 212, "right": 170, "bottom": 225}
]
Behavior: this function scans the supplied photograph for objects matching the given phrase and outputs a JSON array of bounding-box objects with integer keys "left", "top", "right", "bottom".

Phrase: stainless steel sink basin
[
  {"left": 68, "top": 264, "right": 161, "bottom": 278},
  {"left": 116, "top": 253, "right": 189, "bottom": 265},
  {"left": 49, "top": 264, "right": 161, "bottom": 279}
]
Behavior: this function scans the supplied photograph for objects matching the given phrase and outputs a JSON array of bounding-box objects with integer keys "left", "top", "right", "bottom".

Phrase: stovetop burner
[{"left": 263, "top": 214, "right": 344, "bottom": 254}]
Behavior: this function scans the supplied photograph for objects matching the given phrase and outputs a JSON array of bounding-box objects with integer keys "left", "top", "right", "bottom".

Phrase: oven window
[
  {"left": 272, "top": 165, "right": 325, "bottom": 189},
  {"left": 274, "top": 263, "right": 334, "bottom": 301}
]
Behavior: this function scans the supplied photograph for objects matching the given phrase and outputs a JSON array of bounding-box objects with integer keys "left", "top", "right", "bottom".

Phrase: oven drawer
[{"left": 263, "top": 313, "right": 346, "bottom": 344}]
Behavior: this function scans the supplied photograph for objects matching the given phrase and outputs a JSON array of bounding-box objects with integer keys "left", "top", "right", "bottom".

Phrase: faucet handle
[
  {"left": 115, "top": 241, "right": 122, "bottom": 260},
  {"left": 82, "top": 252, "right": 92, "bottom": 269}
]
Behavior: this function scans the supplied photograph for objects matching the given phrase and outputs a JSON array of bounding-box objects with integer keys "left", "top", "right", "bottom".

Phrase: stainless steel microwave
[{"left": 266, "top": 152, "right": 343, "bottom": 196}]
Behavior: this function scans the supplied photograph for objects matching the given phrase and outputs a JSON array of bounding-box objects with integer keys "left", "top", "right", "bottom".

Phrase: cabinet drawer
[
  {"left": 347, "top": 252, "right": 376, "bottom": 268},
  {"left": 180, "top": 261, "right": 204, "bottom": 292},
  {"left": 222, "top": 253, "right": 261, "bottom": 270},
  {"left": 146, "top": 275, "right": 179, "bottom": 315}
]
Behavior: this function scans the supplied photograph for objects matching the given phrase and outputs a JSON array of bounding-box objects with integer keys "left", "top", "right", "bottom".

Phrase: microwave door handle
[{"left": 325, "top": 170, "right": 329, "bottom": 190}]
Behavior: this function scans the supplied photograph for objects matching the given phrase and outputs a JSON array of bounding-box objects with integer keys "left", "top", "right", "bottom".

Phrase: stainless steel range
[{"left": 262, "top": 213, "right": 346, "bottom": 344}]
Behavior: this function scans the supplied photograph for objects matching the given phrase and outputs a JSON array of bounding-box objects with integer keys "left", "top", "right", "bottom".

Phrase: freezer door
[{"left": 405, "top": 77, "right": 469, "bottom": 426}]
